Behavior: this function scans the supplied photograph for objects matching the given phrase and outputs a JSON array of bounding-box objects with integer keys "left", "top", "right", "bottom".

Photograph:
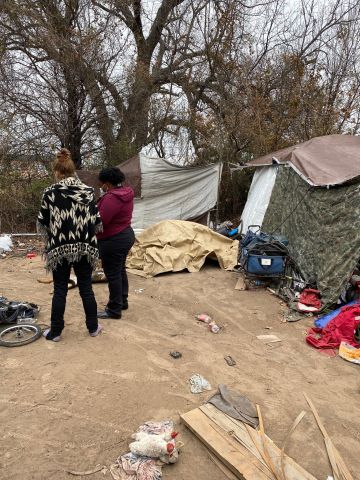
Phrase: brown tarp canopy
[
  {"left": 248, "top": 134, "right": 360, "bottom": 186},
  {"left": 77, "top": 155, "right": 142, "bottom": 199}
]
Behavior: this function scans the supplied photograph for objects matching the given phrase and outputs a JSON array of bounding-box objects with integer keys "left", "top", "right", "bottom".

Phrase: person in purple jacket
[{"left": 96, "top": 167, "right": 135, "bottom": 319}]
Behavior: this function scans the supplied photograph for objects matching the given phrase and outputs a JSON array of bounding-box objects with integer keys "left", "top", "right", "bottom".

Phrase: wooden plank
[
  {"left": 208, "top": 453, "right": 239, "bottom": 480},
  {"left": 304, "top": 393, "right": 354, "bottom": 480},
  {"left": 199, "top": 404, "right": 318, "bottom": 480},
  {"left": 181, "top": 408, "right": 274, "bottom": 480}
]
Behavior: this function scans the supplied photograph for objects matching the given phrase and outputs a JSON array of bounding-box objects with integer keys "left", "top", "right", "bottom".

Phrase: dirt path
[{"left": 0, "top": 256, "right": 359, "bottom": 479}]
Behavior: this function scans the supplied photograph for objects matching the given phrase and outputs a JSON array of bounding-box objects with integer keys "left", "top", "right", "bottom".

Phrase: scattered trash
[
  {"left": 91, "top": 270, "right": 107, "bottom": 283},
  {"left": 170, "top": 351, "right": 182, "bottom": 359},
  {"left": 196, "top": 313, "right": 221, "bottom": 333},
  {"left": 110, "top": 420, "right": 179, "bottom": 480},
  {"left": 17, "top": 317, "right": 37, "bottom": 324},
  {"left": 0, "top": 296, "right": 39, "bottom": 324},
  {"left": 181, "top": 402, "right": 313, "bottom": 479},
  {"left": 256, "top": 334, "right": 281, "bottom": 344},
  {"left": 26, "top": 252, "right": 36, "bottom": 259},
  {"left": 224, "top": 355, "right": 236, "bottom": 366},
  {"left": 110, "top": 453, "right": 162, "bottom": 480},
  {"left": 189, "top": 374, "right": 212, "bottom": 394},
  {"left": 37, "top": 277, "right": 53, "bottom": 284},
  {"left": 208, "top": 322, "right": 220, "bottom": 333},
  {"left": 196, "top": 313, "right": 212, "bottom": 323},
  {"left": 207, "top": 384, "right": 259, "bottom": 428},
  {"left": 234, "top": 275, "right": 246, "bottom": 291},
  {"left": 0, "top": 235, "right": 12, "bottom": 252},
  {"left": 134, "top": 288, "right": 144, "bottom": 294},
  {"left": 284, "top": 311, "right": 306, "bottom": 322},
  {"left": 130, "top": 430, "right": 178, "bottom": 459},
  {"left": 339, "top": 342, "right": 360, "bottom": 364},
  {"left": 66, "top": 465, "right": 107, "bottom": 476}
]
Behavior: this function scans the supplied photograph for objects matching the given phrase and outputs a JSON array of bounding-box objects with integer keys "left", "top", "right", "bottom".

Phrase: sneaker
[
  {"left": 90, "top": 324, "right": 103, "bottom": 337},
  {"left": 43, "top": 328, "right": 61, "bottom": 342}
]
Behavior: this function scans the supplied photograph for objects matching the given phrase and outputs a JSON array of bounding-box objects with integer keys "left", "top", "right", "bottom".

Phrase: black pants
[
  {"left": 98, "top": 227, "right": 135, "bottom": 316},
  {"left": 51, "top": 257, "right": 98, "bottom": 336}
]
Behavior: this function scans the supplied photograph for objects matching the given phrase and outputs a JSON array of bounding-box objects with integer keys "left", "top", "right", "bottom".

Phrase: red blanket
[
  {"left": 299, "top": 288, "right": 322, "bottom": 309},
  {"left": 306, "top": 304, "right": 360, "bottom": 349}
]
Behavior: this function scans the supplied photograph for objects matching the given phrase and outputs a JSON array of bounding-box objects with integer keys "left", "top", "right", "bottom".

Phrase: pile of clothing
[{"left": 306, "top": 303, "right": 360, "bottom": 350}]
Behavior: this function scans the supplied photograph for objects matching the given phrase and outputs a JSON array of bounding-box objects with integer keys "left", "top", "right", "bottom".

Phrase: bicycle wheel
[{"left": 0, "top": 324, "right": 42, "bottom": 347}]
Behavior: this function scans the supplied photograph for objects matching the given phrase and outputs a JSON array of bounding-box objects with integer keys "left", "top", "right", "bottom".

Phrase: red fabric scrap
[
  {"left": 299, "top": 288, "right": 322, "bottom": 309},
  {"left": 306, "top": 304, "right": 360, "bottom": 349}
]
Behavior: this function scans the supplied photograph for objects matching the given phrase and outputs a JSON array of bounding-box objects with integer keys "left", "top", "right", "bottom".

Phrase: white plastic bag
[
  {"left": 189, "top": 374, "right": 212, "bottom": 394},
  {"left": 0, "top": 235, "right": 12, "bottom": 252}
]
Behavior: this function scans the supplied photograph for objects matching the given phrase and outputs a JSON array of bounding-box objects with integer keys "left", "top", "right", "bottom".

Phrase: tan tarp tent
[
  {"left": 126, "top": 220, "right": 239, "bottom": 277},
  {"left": 249, "top": 134, "right": 360, "bottom": 186}
]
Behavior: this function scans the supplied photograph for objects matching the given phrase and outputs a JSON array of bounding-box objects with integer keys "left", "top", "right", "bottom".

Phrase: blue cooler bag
[{"left": 246, "top": 254, "right": 285, "bottom": 276}]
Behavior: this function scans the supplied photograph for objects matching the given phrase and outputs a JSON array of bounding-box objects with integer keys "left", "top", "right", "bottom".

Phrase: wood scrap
[
  {"left": 280, "top": 411, "right": 306, "bottom": 480},
  {"left": 304, "top": 393, "right": 354, "bottom": 480},
  {"left": 182, "top": 404, "right": 317, "bottom": 480},
  {"left": 37, "top": 277, "right": 53, "bottom": 284},
  {"left": 201, "top": 404, "right": 317, "bottom": 480},
  {"left": 255, "top": 404, "right": 282, "bottom": 480},
  {"left": 181, "top": 407, "right": 273, "bottom": 479},
  {"left": 235, "top": 274, "right": 247, "bottom": 291},
  {"left": 66, "top": 464, "right": 106, "bottom": 476},
  {"left": 257, "top": 335, "right": 281, "bottom": 344}
]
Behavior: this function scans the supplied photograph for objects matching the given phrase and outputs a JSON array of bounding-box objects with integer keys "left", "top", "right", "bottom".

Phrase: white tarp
[
  {"left": 240, "top": 166, "right": 277, "bottom": 232},
  {"left": 132, "top": 154, "right": 222, "bottom": 230}
]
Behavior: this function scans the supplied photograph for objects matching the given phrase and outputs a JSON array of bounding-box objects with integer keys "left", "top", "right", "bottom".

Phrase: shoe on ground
[
  {"left": 89, "top": 324, "right": 103, "bottom": 337},
  {"left": 43, "top": 328, "right": 61, "bottom": 342},
  {"left": 97, "top": 310, "right": 121, "bottom": 319}
]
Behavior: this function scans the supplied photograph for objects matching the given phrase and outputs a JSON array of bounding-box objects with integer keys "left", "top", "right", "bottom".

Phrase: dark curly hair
[{"left": 98, "top": 167, "right": 125, "bottom": 186}]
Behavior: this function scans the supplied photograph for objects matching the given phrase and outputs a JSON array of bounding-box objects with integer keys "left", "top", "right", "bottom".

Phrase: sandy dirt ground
[{"left": 0, "top": 255, "right": 359, "bottom": 480}]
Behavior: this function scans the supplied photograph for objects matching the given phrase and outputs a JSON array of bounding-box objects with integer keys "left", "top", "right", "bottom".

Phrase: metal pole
[{"left": 2, "top": 233, "right": 42, "bottom": 237}]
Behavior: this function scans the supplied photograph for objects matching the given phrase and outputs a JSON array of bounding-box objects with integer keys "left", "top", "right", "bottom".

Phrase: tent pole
[{"left": 215, "top": 162, "right": 223, "bottom": 227}]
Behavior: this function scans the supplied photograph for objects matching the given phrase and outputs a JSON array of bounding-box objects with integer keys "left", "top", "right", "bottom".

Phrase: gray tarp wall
[{"left": 262, "top": 166, "right": 360, "bottom": 305}]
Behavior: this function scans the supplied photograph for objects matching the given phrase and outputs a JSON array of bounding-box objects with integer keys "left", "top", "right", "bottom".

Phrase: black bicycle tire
[{"left": 0, "top": 324, "right": 42, "bottom": 347}]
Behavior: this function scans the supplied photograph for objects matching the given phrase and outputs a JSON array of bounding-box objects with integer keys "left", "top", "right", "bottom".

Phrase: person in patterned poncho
[{"left": 37, "top": 148, "right": 103, "bottom": 341}]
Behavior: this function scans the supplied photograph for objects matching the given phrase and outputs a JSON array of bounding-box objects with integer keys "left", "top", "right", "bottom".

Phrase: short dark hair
[{"left": 98, "top": 167, "right": 125, "bottom": 186}]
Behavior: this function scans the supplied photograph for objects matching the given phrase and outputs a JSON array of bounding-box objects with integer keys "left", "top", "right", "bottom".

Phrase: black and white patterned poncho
[{"left": 37, "top": 177, "right": 102, "bottom": 271}]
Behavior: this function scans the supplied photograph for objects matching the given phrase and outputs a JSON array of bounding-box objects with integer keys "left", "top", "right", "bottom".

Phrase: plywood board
[
  {"left": 181, "top": 405, "right": 318, "bottom": 480},
  {"left": 201, "top": 404, "right": 317, "bottom": 480},
  {"left": 181, "top": 408, "right": 274, "bottom": 480}
]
